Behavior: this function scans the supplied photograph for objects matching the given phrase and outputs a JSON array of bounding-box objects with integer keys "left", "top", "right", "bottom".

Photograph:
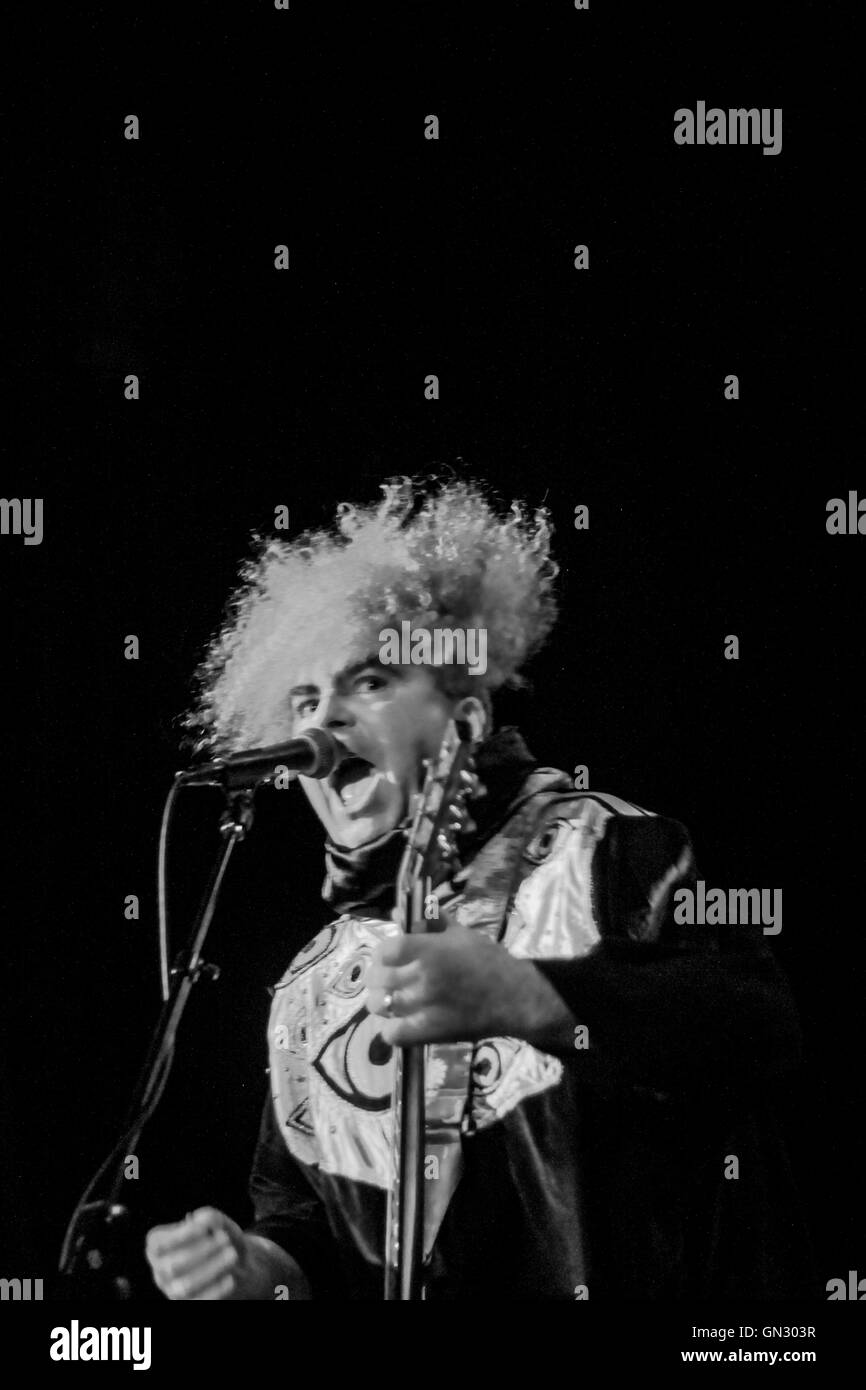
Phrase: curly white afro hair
[{"left": 185, "top": 475, "right": 559, "bottom": 754}]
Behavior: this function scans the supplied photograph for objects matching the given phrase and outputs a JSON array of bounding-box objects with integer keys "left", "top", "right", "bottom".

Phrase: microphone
[{"left": 176, "top": 728, "right": 341, "bottom": 790}]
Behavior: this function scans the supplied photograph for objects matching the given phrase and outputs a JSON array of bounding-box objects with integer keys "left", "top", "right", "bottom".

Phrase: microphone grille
[{"left": 303, "top": 727, "right": 341, "bottom": 778}]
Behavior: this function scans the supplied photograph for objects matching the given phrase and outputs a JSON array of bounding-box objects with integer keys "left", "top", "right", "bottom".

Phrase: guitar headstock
[{"left": 397, "top": 717, "right": 482, "bottom": 900}]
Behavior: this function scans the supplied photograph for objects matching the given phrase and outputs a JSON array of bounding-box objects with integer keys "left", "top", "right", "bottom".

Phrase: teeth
[
  {"left": 334, "top": 759, "right": 376, "bottom": 800},
  {"left": 340, "top": 771, "right": 377, "bottom": 807}
]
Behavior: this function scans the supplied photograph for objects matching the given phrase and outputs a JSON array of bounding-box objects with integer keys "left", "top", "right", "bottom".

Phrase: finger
[
  {"left": 366, "top": 983, "right": 422, "bottom": 1018},
  {"left": 146, "top": 1219, "right": 207, "bottom": 1261},
  {"left": 188, "top": 1207, "right": 235, "bottom": 1235},
  {"left": 191, "top": 1273, "right": 236, "bottom": 1302},
  {"left": 151, "top": 1229, "right": 232, "bottom": 1288},
  {"left": 146, "top": 1207, "right": 228, "bottom": 1259},
  {"left": 166, "top": 1238, "right": 238, "bottom": 1300},
  {"left": 365, "top": 960, "right": 419, "bottom": 993},
  {"left": 162, "top": 1241, "right": 234, "bottom": 1299},
  {"left": 371, "top": 936, "right": 425, "bottom": 968},
  {"left": 189, "top": 1208, "right": 245, "bottom": 1252}
]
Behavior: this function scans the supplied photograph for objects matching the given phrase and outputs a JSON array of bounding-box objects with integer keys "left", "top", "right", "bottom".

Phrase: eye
[
  {"left": 313, "top": 1006, "right": 394, "bottom": 1111},
  {"left": 331, "top": 950, "right": 370, "bottom": 998},
  {"left": 471, "top": 1041, "right": 506, "bottom": 1093},
  {"left": 294, "top": 696, "right": 319, "bottom": 716},
  {"left": 523, "top": 818, "right": 571, "bottom": 865},
  {"left": 354, "top": 671, "right": 387, "bottom": 694}
]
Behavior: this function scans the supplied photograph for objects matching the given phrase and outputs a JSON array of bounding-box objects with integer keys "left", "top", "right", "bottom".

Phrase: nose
[{"left": 316, "top": 686, "right": 355, "bottom": 733}]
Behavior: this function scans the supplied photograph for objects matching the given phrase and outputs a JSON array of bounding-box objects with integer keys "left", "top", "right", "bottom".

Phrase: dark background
[{"left": 3, "top": 2, "right": 862, "bottom": 1298}]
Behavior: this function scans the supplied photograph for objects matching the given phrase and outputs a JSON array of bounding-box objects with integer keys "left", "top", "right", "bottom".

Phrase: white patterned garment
[{"left": 266, "top": 794, "right": 651, "bottom": 1190}]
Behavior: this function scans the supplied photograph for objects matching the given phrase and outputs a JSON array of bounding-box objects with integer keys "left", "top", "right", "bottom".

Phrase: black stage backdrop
[{"left": 2, "top": 0, "right": 862, "bottom": 1325}]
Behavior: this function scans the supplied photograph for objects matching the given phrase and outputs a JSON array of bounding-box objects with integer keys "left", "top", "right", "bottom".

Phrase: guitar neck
[
  {"left": 382, "top": 717, "right": 478, "bottom": 1300},
  {"left": 384, "top": 876, "right": 429, "bottom": 1301}
]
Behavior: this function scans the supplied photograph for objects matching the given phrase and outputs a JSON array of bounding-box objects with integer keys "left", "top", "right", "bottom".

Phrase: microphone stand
[{"left": 57, "top": 785, "right": 255, "bottom": 1298}]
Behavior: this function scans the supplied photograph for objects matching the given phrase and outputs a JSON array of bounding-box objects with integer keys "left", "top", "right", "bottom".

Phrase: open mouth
[{"left": 330, "top": 754, "right": 379, "bottom": 808}]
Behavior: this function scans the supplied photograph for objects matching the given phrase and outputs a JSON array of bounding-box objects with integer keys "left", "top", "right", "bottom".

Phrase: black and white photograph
[{"left": 2, "top": 0, "right": 862, "bottom": 1370}]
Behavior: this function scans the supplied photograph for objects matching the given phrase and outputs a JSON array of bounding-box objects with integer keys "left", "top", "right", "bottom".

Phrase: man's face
[{"left": 289, "top": 655, "right": 458, "bottom": 849}]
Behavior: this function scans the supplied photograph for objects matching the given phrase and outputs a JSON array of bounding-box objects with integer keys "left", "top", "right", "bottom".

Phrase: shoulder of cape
[
  {"left": 522, "top": 784, "right": 693, "bottom": 875},
  {"left": 559, "top": 790, "right": 655, "bottom": 818},
  {"left": 536, "top": 787, "right": 692, "bottom": 852},
  {"left": 522, "top": 780, "right": 657, "bottom": 830},
  {"left": 523, "top": 788, "right": 696, "bottom": 943}
]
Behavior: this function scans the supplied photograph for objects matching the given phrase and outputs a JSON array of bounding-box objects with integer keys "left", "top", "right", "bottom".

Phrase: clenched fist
[{"left": 145, "top": 1207, "right": 308, "bottom": 1300}]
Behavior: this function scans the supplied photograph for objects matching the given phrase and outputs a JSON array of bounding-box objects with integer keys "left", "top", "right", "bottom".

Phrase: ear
[{"left": 453, "top": 694, "right": 488, "bottom": 744}]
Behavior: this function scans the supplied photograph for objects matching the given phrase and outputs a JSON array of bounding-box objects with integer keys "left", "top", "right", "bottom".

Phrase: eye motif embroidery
[
  {"left": 313, "top": 1006, "right": 394, "bottom": 1111},
  {"left": 288, "top": 922, "right": 340, "bottom": 980},
  {"left": 470, "top": 1040, "right": 508, "bottom": 1095},
  {"left": 330, "top": 949, "right": 371, "bottom": 999},
  {"left": 523, "top": 818, "right": 571, "bottom": 866}
]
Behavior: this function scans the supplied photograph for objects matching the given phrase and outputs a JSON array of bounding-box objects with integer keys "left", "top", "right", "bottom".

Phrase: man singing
[{"left": 145, "top": 477, "right": 808, "bottom": 1300}]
